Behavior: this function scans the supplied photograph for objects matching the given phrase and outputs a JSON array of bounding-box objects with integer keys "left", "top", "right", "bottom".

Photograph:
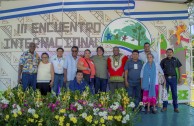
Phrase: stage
[{"left": 136, "top": 104, "right": 194, "bottom": 126}]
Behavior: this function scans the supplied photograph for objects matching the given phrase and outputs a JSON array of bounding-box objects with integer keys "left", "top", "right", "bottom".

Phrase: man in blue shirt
[
  {"left": 69, "top": 70, "right": 87, "bottom": 93},
  {"left": 124, "top": 50, "right": 143, "bottom": 107}
]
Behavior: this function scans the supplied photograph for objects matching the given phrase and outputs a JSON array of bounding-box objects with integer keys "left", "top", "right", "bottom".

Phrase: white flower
[
  {"left": 28, "top": 108, "right": 36, "bottom": 115},
  {"left": 98, "top": 112, "right": 103, "bottom": 116},
  {"left": 125, "top": 114, "right": 130, "bottom": 120},
  {"left": 77, "top": 105, "right": 83, "bottom": 110},
  {"left": 122, "top": 111, "right": 126, "bottom": 115},
  {"left": 128, "top": 102, "right": 135, "bottom": 108},
  {"left": 88, "top": 103, "right": 93, "bottom": 107},
  {"left": 12, "top": 109, "right": 18, "bottom": 114},
  {"left": 75, "top": 103, "right": 83, "bottom": 110},
  {"left": 69, "top": 113, "right": 74, "bottom": 118},
  {"left": 122, "top": 118, "right": 127, "bottom": 124},
  {"left": 81, "top": 113, "right": 87, "bottom": 118},
  {"left": 139, "top": 102, "right": 143, "bottom": 106},
  {"left": 16, "top": 105, "right": 21, "bottom": 111},
  {"left": 1, "top": 98, "right": 9, "bottom": 104},
  {"left": 103, "top": 115, "right": 108, "bottom": 120}
]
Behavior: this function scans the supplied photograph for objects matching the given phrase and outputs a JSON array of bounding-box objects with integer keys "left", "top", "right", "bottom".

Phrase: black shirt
[{"left": 160, "top": 57, "right": 182, "bottom": 76}]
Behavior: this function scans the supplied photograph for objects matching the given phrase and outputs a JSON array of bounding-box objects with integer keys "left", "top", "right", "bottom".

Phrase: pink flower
[
  {"left": 98, "top": 104, "right": 102, "bottom": 108},
  {"left": 118, "top": 106, "right": 124, "bottom": 111},
  {"left": 82, "top": 101, "right": 87, "bottom": 105},
  {"left": 2, "top": 104, "right": 8, "bottom": 109},
  {"left": 12, "top": 104, "right": 17, "bottom": 109},
  {"left": 56, "top": 101, "right": 60, "bottom": 106},
  {"left": 108, "top": 108, "right": 112, "bottom": 112}
]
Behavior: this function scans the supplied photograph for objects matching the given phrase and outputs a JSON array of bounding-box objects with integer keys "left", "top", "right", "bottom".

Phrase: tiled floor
[{"left": 135, "top": 104, "right": 194, "bottom": 126}]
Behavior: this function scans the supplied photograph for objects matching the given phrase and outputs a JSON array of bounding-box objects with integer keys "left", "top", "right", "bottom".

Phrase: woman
[
  {"left": 77, "top": 49, "right": 95, "bottom": 94},
  {"left": 69, "top": 70, "right": 87, "bottom": 93},
  {"left": 37, "top": 52, "right": 54, "bottom": 95},
  {"left": 141, "top": 53, "right": 165, "bottom": 114},
  {"left": 92, "top": 46, "right": 108, "bottom": 93}
]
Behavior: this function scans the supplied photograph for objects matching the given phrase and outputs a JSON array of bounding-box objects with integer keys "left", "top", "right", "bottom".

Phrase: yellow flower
[
  {"left": 38, "top": 118, "right": 43, "bottom": 123},
  {"left": 59, "top": 116, "right": 65, "bottom": 123},
  {"left": 59, "top": 122, "right": 64, "bottom": 126},
  {"left": 66, "top": 123, "right": 70, "bottom": 126},
  {"left": 38, "top": 123, "right": 42, "bottom": 126},
  {"left": 4, "top": 115, "right": 9, "bottom": 121},
  {"left": 55, "top": 115, "right": 59, "bottom": 120},
  {"left": 85, "top": 115, "right": 93, "bottom": 123},
  {"left": 108, "top": 116, "right": 113, "bottom": 121},
  {"left": 28, "top": 118, "right": 34, "bottom": 123},
  {"left": 100, "top": 118, "right": 104, "bottom": 124},
  {"left": 18, "top": 110, "right": 22, "bottom": 115},
  {"left": 70, "top": 117, "right": 77, "bottom": 124},
  {"left": 13, "top": 113, "right": 18, "bottom": 118},
  {"left": 114, "top": 115, "right": 122, "bottom": 122},
  {"left": 59, "top": 109, "right": 66, "bottom": 113},
  {"left": 94, "top": 120, "right": 98, "bottom": 124},
  {"left": 33, "top": 114, "right": 39, "bottom": 119}
]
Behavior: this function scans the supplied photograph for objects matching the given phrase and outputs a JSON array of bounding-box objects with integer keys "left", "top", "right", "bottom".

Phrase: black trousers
[{"left": 36, "top": 82, "right": 51, "bottom": 95}]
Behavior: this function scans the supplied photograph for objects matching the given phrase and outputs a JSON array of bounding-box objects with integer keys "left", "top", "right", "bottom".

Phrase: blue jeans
[
  {"left": 52, "top": 74, "right": 64, "bottom": 95},
  {"left": 22, "top": 73, "right": 37, "bottom": 91},
  {"left": 127, "top": 84, "right": 141, "bottom": 107},
  {"left": 163, "top": 76, "right": 178, "bottom": 109},
  {"left": 95, "top": 77, "right": 107, "bottom": 93},
  {"left": 87, "top": 78, "right": 95, "bottom": 94}
]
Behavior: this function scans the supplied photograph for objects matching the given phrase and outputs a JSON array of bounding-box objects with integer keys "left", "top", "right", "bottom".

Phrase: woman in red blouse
[{"left": 77, "top": 49, "right": 95, "bottom": 94}]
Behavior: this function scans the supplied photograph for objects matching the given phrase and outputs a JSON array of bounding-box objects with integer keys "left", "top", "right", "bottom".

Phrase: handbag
[
  {"left": 161, "top": 83, "right": 168, "bottom": 101},
  {"left": 158, "top": 73, "right": 165, "bottom": 85}
]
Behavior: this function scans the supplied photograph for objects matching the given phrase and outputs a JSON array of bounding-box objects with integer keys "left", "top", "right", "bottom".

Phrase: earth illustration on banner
[{"left": 101, "top": 17, "right": 152, "bottom": 52}]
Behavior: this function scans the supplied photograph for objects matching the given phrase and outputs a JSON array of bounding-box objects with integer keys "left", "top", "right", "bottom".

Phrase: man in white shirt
[
  {"left": 64, "top": 46, "right": 80, "bottom": 89},
  {"left": 139, "top": 42, "right": 159, "bottom": 64},
  {"left": 51, "top": 47, "right": 65, "bottom": 95}
]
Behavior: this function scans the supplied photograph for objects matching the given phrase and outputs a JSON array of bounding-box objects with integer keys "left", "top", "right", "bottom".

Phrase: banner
[{"left": 0, "top": 0, "right": 191, "bottom": 103}]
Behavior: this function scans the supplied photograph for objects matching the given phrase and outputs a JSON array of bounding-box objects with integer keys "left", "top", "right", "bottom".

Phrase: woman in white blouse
[{"left": 37, "top": 52, "right": 54, "bottom": 95}]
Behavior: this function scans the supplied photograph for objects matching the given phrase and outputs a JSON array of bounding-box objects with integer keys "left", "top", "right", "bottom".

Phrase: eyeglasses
[{"left": 72, "top": 50, "right": 78, "bottom": 52}]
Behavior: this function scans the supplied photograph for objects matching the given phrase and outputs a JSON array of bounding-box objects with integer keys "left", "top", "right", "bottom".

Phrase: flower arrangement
[{"left": 0, "top": 86, "right": 142, "bottom": 126}]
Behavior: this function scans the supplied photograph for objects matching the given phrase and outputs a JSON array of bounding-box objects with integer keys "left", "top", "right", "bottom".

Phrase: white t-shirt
[
  {"left": 50, "top": 55, "right": 65, "bottom": 74},
  {"left": 37, "top": 62, "right": 51, "bottom": 82},
  {"left": 139, "top": 51, "right": 159, "bottom": 64}
]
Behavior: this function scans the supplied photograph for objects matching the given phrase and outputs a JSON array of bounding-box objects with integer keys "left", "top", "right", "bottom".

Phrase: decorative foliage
[{"left": 0, "top": 86, "right": 142, "bottom": 126}]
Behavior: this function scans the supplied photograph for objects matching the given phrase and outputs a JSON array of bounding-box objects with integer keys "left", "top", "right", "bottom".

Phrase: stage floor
[{"left": 135, "top": 104, "right": 194, "bottom": 126}]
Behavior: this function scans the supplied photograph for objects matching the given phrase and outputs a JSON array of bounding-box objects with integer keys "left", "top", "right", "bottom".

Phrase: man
[
  {"left": 139, "top": 42, "right": 159, "bottom": 64},
  {"left": 107, "top": 46, "right": 128, "bottom": 93},
  {"left": 18, "top": 42, "right": 40, "bottom": 91},
  {"left": 51, "top": 47, "right": 65, "bottom": 95},
  {"left": 160, "top": 48, "right": 182, "bottom": 113},
  {"left": 64, "top": 46, "right": 79, "bottom": 89},
  {"left": 124, "top": 50, "right": 143, "bottom": 107},
  {"left": 69, "top": 70, "right": 87, "bottom": 93}
]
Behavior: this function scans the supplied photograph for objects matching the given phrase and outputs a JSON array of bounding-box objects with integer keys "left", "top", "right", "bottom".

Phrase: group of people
[{"left": 18, "top": 42, "right": 182, "bottom": 114}]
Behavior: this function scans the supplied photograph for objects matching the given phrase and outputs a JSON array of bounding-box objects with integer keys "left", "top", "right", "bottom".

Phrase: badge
[{"left": 134, "top": 64, "right": 138, "bottom": 69}]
